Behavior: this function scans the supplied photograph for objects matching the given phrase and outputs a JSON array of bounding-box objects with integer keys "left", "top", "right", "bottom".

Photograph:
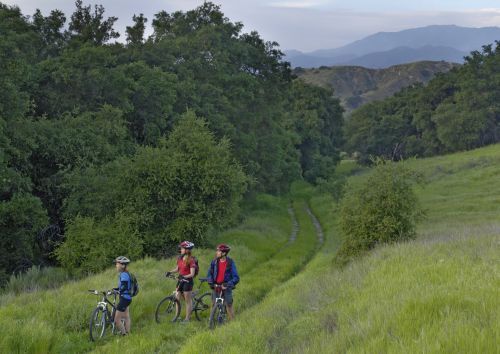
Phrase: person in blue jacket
[
  {"left": 206, "top": 244, "right": 239, "bottom": 320},
  {"left": 114, "top": 256, "right": 132, "bottom": 335}
]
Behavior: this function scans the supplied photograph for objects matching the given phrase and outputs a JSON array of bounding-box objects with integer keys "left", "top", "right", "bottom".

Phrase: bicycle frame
[
  {"left": 156, "top": 275, "right": 211, "bottom": 323},
  {"left": 91, "top": 290, "right": 117, "bottom": 310},
  {"left": 213, "top": 285, "right": 225, "bottom": 306},
  {"left": 167, "top": 274, "right": 206, "bottom": 300},
  {"left": 89, "top": 290, "right": 118, "bottom": 326},
  {"left": 208, "top": 284, "right": 227, "bottom": 329}
]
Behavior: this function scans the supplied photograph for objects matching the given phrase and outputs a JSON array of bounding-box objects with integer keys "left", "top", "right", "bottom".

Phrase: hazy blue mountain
[
  {"left": 283, "top": 49, "right": 303, "bottom": 58},
  {"left": 286, "top": 25, "right": 500, "bottom": 68},
  {"left": 344, "top": 46, "right": 468, "bottom": 69}
]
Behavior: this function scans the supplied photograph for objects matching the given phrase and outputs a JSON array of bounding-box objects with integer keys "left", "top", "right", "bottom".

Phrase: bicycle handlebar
[
  {"left": 88, "top": 289, "right": 119, "bottom": 296},
  {"left": 165, "top": 273, "right": 189, "bottom": 282},
  {"left": 165, "top": 273, "right": 199, "bottom": 283}
]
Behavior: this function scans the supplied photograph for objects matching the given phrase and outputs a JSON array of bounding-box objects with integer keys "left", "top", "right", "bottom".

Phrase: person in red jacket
[
  {"left": 166, "top": 241, "right": 197, "bottom": 322},
  {"left": 206, "top": 244, "right": 239, "bottom": 320}
]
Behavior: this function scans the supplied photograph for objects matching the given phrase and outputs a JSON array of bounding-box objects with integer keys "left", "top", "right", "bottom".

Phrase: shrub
[
  {"left": 4, "top": 266, "right": 73, "bottom": 294},
  {"left": 62, "top": 111, "right": 248, "bottom": 262},
  {"left": 0, "top": 193, "right": 48, "bottom": 287},
  {"left": 56, "top": 213, "right": 143, "bottom": 274},
  {"left": 336, "top": 160, "right": 424, "bottom": 263}
]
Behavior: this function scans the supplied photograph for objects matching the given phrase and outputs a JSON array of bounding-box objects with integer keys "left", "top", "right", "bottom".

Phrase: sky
[{"left": 3, "top": 0, "right": 500, "bottom": 52}]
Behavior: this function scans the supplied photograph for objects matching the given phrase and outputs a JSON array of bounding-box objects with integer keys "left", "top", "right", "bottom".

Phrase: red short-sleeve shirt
[{"left": 177, "top": 256, "right": 196, "bottom": 276}]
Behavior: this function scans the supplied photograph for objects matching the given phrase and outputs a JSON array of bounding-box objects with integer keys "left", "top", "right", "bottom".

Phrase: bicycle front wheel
[
  {"left": 155, "top": 295, "right": 181, "bottom": 323},
  {"left": 209, "top": 303, "right": 225, "bottom": 329},
  {"left": 193, "top": 292, "right": 211, "bottom": 321},
  {"left": 89, "top": 307, "right": 107, "bottom": 341}
]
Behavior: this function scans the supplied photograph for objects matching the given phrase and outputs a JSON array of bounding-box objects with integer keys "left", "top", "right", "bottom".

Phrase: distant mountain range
[
  {"left": 285, "top": 25, "right": 500, "bottom": 68},
  {"left": 295, "top": 61, "right": 458, "bottom": 112}
]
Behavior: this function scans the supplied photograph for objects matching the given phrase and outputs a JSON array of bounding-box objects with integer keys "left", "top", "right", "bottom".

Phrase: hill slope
[
  {"left": 183, "top": 144, "right": 500, "bottom": 354},
  {"left": 0, "top": 145, "right": 498, "bottom": 353},
  {"left": 295, "top": 61, "right": 458, "bottom": 111}
]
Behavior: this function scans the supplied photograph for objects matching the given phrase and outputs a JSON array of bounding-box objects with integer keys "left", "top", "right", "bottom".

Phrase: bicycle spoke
[
  {"left": 193, "top": 292, "right": 211, "bottom": 321},
  {"left": 89, "top": 307, "right": 107, "bottom": 341}
]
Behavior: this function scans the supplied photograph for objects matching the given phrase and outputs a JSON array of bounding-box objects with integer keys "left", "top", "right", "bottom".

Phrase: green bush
[
  {"left": 56, "top": 213, "right": 143, "bottom": 274},
  {"left": 0, "top": 193, "right": 48, "bottom": 286},
  {"left": 4, "top": 266, "right": 73, "bottom": 294},
  {"left": 337, "top": 160, "right": 424, "bottom": 263},
  {"left": 62, "top": 111, "right": 248, "bottom": 260}
]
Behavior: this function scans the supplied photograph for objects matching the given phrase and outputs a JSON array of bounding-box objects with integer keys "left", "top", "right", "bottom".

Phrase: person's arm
[
  {"left": 227, "top": 261, "right": 239, "bottom": 288},
  {"left": 206, "top": 261, "right": 214, "bottom": 284},
  {"left": 166, "top": 265, "right": 179, "bottom": 277},
  {"left": 183, "top": 266, "right": 195, "bottom": 279},
  {"left": 119, "top": 273, "right": 129, "bottom": 294}
]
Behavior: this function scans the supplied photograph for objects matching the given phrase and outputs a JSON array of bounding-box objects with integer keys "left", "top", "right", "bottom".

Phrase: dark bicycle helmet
[
  {"left": 179, "top": 240, "right": 195, "bottom": 250},
  {"left": 115, "top": 256, "right": 130, "bottom": 264},
  {"left": 216, "top": 244, "right": 231, "bottom": 253}
]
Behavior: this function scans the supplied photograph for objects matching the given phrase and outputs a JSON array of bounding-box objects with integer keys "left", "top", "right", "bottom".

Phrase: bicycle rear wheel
[
  {"left": 89, "top": 307, "right": 107, "bottom": 341},
  {"left": 193, "top": 292, "right": 211, "bottom": 321},
  {"left": 155, "top": 295, "right": 181, "bottom": 323}
]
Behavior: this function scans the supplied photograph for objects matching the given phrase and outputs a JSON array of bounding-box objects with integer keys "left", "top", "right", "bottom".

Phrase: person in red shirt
[
  {"left": 207, "top": 244, "right": 239, "bottom": 320},
  {"left": 166, "top": 240, "right": 197, "bottom": 322}
]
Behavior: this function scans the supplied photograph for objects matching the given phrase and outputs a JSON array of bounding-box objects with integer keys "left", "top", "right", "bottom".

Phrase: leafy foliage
[
  {"left": 337, "top": 160, "right": 424, "bottom": 263},
  {"left": 0, "top": 1, "right": 343, "bottom": 277},
  {"left": 0, "top": 193, "right": 48, "bottom": 285},
  {"left": 344, "top": 42, "right": 500, "bottom": 162},
  {"left": 55, "top": 214, "right": 142, "bottom": 273},
  {"left": 63, "top": 112, "right": 248, "bottom": 259}
]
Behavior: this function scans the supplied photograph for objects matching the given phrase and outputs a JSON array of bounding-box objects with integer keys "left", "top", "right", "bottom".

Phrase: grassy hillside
[
  {"left": 295, "top": 61, "right": 457, "bottom": 112},
  {"left": 0, "top": 194, "right": 322, "bottom": 353},
  {"left": 183, "top": 144, "right": 499, "bottom": 353},
  {"left": 1, "top": 145, "right": 498, "bottom": 353}
]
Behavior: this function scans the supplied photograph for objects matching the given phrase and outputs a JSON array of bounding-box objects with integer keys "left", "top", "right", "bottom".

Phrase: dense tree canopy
[
  {"left": 344, "top": 42, "right": 500, "bottom": 163},
  {"left": 0, "top": 1, "right": 344, "bottom": 281}
]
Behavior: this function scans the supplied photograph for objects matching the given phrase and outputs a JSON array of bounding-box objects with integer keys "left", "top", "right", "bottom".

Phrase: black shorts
[
  {"left": 116, "top": 296, "right": 131, "bottom": 312},
  {"left": 177, "top": 278, "right": 194, "bottom": 292}
]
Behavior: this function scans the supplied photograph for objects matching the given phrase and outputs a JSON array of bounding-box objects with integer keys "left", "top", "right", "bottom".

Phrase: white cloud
[{"left": 3, "top": 1, "right": 500, "bottom": 51}]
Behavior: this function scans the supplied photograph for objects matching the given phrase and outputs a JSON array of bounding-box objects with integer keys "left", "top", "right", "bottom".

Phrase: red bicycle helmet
[
  {"left": 216, "top": 244, "right": 231, "bottom": 253},
  {"left": 179, "top": 240, "right": 195, "bottom": 250}
]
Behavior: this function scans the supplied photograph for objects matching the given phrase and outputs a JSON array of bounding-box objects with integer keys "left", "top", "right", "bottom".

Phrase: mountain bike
[
  {"left": 88, "top": 289, "right": 121, "bottom": 342},
  {"left": 208, "top": 284, "right": 227, "bottom": 329},
  {"left": 155, "top": 274, "right": 211, "bottom": 323}
]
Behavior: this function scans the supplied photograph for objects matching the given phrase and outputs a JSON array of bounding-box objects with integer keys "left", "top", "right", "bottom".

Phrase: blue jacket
[
  {"left": 206, "top": 257, "right": 239, "bottom": 289},
  {"left": 118, "top": 272, "right": 132, "bottom": 300}
]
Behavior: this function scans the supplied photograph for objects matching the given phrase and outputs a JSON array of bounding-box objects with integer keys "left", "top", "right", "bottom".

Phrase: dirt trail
[
  {"left": 287, "top": 205, "right": 299, "bottom": 244},
  {"left": 306, "top": 206, "right": 324, "bottom": 245}
]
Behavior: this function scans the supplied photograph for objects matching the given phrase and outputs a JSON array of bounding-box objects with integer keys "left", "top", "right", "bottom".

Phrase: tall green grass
[
  {"left": 182, "top": 144, "right": 500, "bottom": 353},
  {"left": 1, "top": 266, "right": 74, "bottom": 297},
  {"left": 91, "top": 196, "right": 321, "bottom": 353},
  {"left": 0, "top": 194, "right": 312, "bottom": 353},
  {"left": 1, "top": 145, "right": 498, "bottom": 353},
  {"left": 181, "top": 187, "right": 337, "bottom": 354}
]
